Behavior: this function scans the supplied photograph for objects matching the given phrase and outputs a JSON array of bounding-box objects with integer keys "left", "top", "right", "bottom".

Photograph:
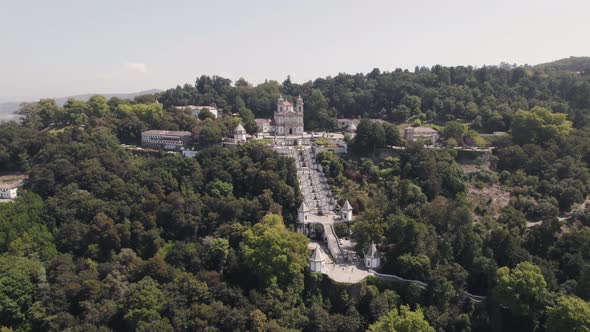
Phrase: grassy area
[{"left": 314, "top": 137, "right": 335, "bottom": 146}]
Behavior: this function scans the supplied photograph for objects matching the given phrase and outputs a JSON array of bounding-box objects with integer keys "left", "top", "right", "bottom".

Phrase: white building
[
  {"left": 260, "top": 95, "right": 304, "bottom": 135},
  {"left": 234, "top": 123, "right": 247, "bottom": 143},
  {"left": 364, "top": 242, "right": 381, "bottom": 269},
  {"left": 0, "top": 175, "right": 27, "bottom": 200},
  {"left": 0, "top": 184, "right": 18, "bottom": 199},
  {"left": 181, "top": 148, "right": 198, "bottom": 158},
  {"left": 255, "top": 119, "right": 271, "bottom": 133},
  {"left": 342, "top": 200, "right": 353, "bottom": 221},
  {"left": 174, "top": 105, "right": 219, "bottom": 119},
  {"left": 337, "top": 119, "right": 360, "bottom": 133},
  {"left": 141, "top": 130, "right": 192, "bottom": 150},
  {"left": 309, "top": 245, "right": 325, "bottom": 273},
  {"left": 404, "top": 126, "right": 439, "bottom": 145}
]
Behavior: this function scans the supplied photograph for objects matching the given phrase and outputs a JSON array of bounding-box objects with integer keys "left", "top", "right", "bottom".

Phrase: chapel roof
[
  {"left": 298, "top": 201, "right": 309, "bottom": 211},
  {"left": 234, "top": 123, "right": 245, "bottom": 132},
  {"left": 343, "top": 200, "right": 353, "bottom": 210},
  {"left": 366, "top": 242, "right": 379, "bottom": 258},
  {"left": 309, "top": 246, "right": 325, "bottom": 262}
]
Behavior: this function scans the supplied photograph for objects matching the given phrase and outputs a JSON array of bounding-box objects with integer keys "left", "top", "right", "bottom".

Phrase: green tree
[
  {"left": 497, "top": 206, "right": 527, "bottom": 235},
  {"left": 241, "top": 214, "right": 308, "bottom": 290},
  {"left": 546, "top": 295, "right": 590, "bottom": 332},
  {"left": 352, "top": 120, "right": 386, "bottom": 156},
  {"left": 368, "top": 305, "right": 434, "bottom": 332},
  {"left": 120, "top": 277, "right": 167, "bottom": 330},
  {"left": 394, "top": 254, "right": 431, "bottom": 280},
  {"left": 204, "top": 237, "right": 229, "bottom": 271},
  {"left": 511, "top": 106, "right": 572, "bottom": 145},
  {"left": 0, "top": 192, "right": 57, "bottom": 261},
  {"left": 238, "top": 107, "right": 258, "bottom": 134},
  {"left": 442, "top": 121, "right": 466, "bottom": 142},
  {"left": 63, "top": 98, "right": 89, "bottom": 125},
  {"left": 117, "top": 102, "right": 163, "bottom": 123},
  {"left": 0, "top": 255, "right": 45, "bottom": 330},
  {"left": 383, "top": 122, "right": 402, "bottom": 146},
  {"left": 559, "top": 187, "right": 583, "bottom": 211},
  {"left": 198, "top": 120, "right": 224, "bottom": 146},
  {"left": 400, "top": 95, "right": 422, "bottom": 115},
  {"left": 36, "top": 99, "right": 63, "bottom": 127},
  {"left": 87, "top": 95, "right": 109, "bottom": 117},
  {"left": 198, "top": 109, "right": 216, "bottom": 120},
  {"left": 493, "top": 262, "right": 548, "bottom": 317},
  {"left": 305, "top": 89, "right": 335, "bottom": 130}
]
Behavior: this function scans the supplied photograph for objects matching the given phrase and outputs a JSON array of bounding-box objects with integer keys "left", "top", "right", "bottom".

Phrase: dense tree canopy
[
  {"left": 241, "top": 213, "right": 308, "bottom": 290},
  {"left": 1, "top": 63, "right": 590, "bottom": 331},
  {"left": 368, "top": 305, "right": 434, "bottom": 332},
  {"left": 511, "top": 106, "right": 573, "bottom": 144}
]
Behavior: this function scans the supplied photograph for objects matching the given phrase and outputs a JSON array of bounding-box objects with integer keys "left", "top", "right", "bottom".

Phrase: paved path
[
  {"left": 277, "top": 145, "right": 344, "bottom": 262},
  {"left": 307, "top": 242, "right": 486, "bottom": 302},
  {"left": 527, "top": 195, "right": 590, "bottom": 228},
  {"left": 387, "top": 145, "right": 494, "bottom": 152}
]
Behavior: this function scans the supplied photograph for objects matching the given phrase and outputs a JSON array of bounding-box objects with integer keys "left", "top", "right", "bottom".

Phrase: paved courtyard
[{"left": 308, "top": 242, "right": 373, "bottom": 283}]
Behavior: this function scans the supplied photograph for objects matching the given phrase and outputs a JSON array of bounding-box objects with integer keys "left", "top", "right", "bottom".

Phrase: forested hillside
[
  {"left": 535, "top": 56, "right": 590, "bottom": 73},
  {"left": 160, "top": 64, "right": 590, "bottom": 132},
  {"left": 0, "top": 62, "right": 590, "bottom": 331}
]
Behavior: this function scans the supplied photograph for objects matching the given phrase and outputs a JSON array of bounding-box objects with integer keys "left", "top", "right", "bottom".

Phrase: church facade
[{"left": 272, "top": 95, "right": 304, "bottom": 135}]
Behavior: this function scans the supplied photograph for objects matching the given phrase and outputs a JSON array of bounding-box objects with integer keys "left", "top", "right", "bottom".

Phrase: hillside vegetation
[
  {"left": 534, "top": 56, "right": 590, "bottom": 73},
  {"left": 0, "top": 62, "right": 590, "bottom": 331}
]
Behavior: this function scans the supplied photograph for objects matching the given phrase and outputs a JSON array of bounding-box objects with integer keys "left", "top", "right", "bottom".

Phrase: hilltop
[
  {"left": 534, "top": 56, "right": 590, "bottom": 72},
  {"left": 0, "top": 89, "right": 162, "bottom": 121}
]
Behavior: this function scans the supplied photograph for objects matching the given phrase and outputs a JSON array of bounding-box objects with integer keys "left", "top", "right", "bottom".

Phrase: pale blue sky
[{"left": 0, "top": 0, "right": 588, "bottom": 100}]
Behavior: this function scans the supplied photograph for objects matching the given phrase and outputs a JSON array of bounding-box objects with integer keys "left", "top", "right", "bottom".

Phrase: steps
[{"left": 277, "top": 145, "right": 344, "bottom": 262}]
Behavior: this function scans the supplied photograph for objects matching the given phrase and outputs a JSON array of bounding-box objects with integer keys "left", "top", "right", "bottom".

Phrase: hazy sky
[{"left": 1, "top": 0, "right": 589, "bottom": 101}]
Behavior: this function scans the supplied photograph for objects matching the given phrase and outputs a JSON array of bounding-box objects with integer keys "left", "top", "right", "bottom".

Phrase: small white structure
[
  {"left": 342, "top": 200, "right": 353, "bottom": 221},
  {"left": 337, "top": 118, "right": 360, "bottom": 133},
  {"left": 234, "top": 123, "right": 247, "bottom": 143},
  {"left": 0, "top": 184, "right": 18, "bottom": 199},
  {"left": 0, "top": 175, "right": 27, "bottom": 200},
  {"left": 309, "top": 245, "right": 325, "bottom": 273},
  {"left": 141, "top": 130, "right": 192, "bottom": 150},
  {"left": 181, "top": 148, "right": 198, "bottom": 158},
  {"left": 404, "top": 126, "right": 439, "bottom": 145},
  {"left": 364, "top": 242, "right": 381, "bottom": 269},
  {"left": 255, "top": 119, "right": 271, "bottom": 133},
  {"left": 174, "top": 105, "right": 218, "bottom": 119},
  {"left": 298, "top": 201, "right": 309, "bottom": 224}
]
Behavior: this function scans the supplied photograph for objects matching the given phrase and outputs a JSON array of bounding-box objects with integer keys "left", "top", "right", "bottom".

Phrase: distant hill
[
  {"left": 51, "top": 89, "right": 163, "bottom": 107},
  {"left": 534, "top": 56, "right": 590, "bottom": 73},
  {"left": 0, "top": 89, "right": 162, "bottom": 122},
  {"left": 0, "top": 102, "right": 22, "bottom": 121}
]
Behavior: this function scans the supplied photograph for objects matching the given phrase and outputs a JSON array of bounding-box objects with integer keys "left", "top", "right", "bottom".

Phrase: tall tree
[
  {"left": 240, "top": 214, "right": 308, "bottom": 291},
  {"left": 368, "top": 305, "right": 434, "bottom": 332},
  {"left": 546, "top": 295, "right": 590, "bottom": 332},
  {"left": 493, "top": 262, "right": 549, "bottom": 317},
  {"left": 511, "top": 106, "right": 572, "bottom": 145}
]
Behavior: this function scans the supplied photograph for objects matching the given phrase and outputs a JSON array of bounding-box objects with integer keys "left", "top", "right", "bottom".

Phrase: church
[{"left": 271, "top": 95, "right": 304, "bottom": 135}]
